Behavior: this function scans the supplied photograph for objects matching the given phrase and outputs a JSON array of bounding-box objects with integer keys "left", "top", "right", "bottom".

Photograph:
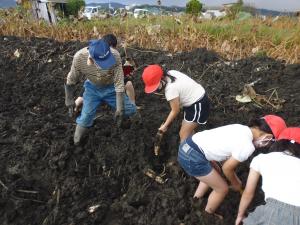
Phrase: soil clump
[{"left": 0, "top": 36, "right": 299, "bottom": 225}]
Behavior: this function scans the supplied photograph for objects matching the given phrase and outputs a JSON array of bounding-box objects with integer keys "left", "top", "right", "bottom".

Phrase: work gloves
[
  {"left": 64, "top": 84, "right": 75, "bottom": 117},
  {"left": 115, "top": 92, "right": 125, "bottom": 127}
]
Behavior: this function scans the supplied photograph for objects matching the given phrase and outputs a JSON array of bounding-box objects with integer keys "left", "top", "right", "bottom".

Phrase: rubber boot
[{"left": 74, "top": 124, "right": 88, "bottom": 145}]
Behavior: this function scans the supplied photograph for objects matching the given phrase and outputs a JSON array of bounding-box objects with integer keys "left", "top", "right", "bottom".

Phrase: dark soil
[{"left": 0, "top": 36, "right": 299, "bottom": 225}]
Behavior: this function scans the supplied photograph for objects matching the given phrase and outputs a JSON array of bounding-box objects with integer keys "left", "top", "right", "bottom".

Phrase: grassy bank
[{"left": 1, "top": 9, "right": 300, "bottom": 63}]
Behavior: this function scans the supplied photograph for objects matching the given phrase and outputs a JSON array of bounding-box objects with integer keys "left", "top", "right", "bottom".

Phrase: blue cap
[{"left": 88, "top": 39, "right": 116, "bottom": 70}]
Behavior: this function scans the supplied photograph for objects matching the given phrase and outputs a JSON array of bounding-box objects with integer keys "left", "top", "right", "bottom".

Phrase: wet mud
[{"left": 0, "top": 36, "right": 299, "bottom": 225}]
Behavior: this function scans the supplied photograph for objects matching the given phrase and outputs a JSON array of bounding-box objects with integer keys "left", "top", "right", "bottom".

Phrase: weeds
[{"left": 1, "top": 9, "right": 300, "bottom": 63}]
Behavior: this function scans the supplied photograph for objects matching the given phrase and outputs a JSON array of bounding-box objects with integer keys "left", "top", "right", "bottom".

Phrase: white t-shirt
[
  {"left": 250, "top": 152, "right": 300, "bottom": 206},
  {"left": 164, "top": 70, "right": 205, "bottom": 107},
  {"left": 192, "top": 124, "right": 255, "bottom": 162}
]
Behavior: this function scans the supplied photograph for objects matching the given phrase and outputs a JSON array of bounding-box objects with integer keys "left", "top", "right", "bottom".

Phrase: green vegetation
[
  {"left": 1, "top": 8, "right": 300, "bottom": 63},
  {"left": 186, "top": 0, "right": 202, "bottom": 16},
  {"left": 227, "top": 0, "right": 243, "bottom": 19},
  {"left": 66, "top": 0, "right": 85, "bottom": 16}
]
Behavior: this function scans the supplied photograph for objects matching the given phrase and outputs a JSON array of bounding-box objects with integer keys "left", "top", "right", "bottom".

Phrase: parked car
[
  {"left": 82, "top": 6, "right": 102, "bottom": 20},
  {"left": 200, "top": 10, "right": 226, "bottom": 20}
]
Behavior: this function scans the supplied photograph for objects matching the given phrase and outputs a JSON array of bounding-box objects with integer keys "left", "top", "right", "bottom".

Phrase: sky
[{"left": 86, "top": 0, "right": 300, "bottom": 12}]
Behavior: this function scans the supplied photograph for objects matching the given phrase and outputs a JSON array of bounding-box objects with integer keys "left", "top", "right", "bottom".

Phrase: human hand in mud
[
  {"left": 154, "top": 130, "right": 164, "bottom": 156},
  {"left": 114, "top": 110, "right": 124, "bottom": 128},
  {"left": 115, "top": 92, "right": 124, "bottom": 128},
  {"left": 68, "top": 106, "right": 74, "bottom": 117},
  {"left": 65, "top": 100, "right": 75, "bottom": 117},
  {"left": 235, "top": 214, "right": 245, "bottom": 225},
  {"left": 64, "top": 84, "right": 75, "bottom": 117}
]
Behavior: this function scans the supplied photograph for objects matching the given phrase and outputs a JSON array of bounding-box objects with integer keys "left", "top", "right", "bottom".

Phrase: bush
[
  {"left": 227, "top": 0, "right": 243, "bottom": 20},
  {"left": 66, "top": 0, "right": 85, "bottom": 17},
  {"left": 186, "top": 0, "right": 202, "bottom": 16}
]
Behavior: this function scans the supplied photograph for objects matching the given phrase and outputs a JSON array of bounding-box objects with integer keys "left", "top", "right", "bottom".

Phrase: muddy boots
[{"left": 74, "top": 124, "right": 88, "bottom": 145}]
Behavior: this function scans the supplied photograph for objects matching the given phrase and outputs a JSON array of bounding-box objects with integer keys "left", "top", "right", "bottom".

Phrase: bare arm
[
  {"left": 222, "top": 157, "right": 242, "bottom": 191},
  {"left": 159, "top": 97, "right": 180, "bottom": 132},
  {"left": 235, "top": 169, "right": 260, "bottom": 225}
]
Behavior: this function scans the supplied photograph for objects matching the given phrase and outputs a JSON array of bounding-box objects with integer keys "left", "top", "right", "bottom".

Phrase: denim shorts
[
  {"left": 177, "top": 137, "right": 212, "bottom": 177},
  {"left": 244, "top": 198, "right": 300, "bottom": 225}
]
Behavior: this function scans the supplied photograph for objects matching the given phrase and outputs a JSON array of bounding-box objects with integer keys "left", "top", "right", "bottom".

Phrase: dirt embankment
[{"left": 0, "top": 36, "right": 299, "bottom": 225}]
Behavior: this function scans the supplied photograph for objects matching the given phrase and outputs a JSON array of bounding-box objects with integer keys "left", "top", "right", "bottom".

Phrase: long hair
[
  {"left": 269, "top": 140, "right": 300, "bottom": 159},
  {"left": 248, "top": 117, "right": 273, "bottom": 135},
  {"left": 164, "top": 69, "right": 176, "bottom": 83}
]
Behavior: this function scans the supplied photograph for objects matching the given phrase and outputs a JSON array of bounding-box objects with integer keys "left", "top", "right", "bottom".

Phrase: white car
[
  {"left": 133, "top": 9, "right": 152, "bottom": 18},
  {"left": 83, "top": 6, "right": 101, "bottom": 20},
  {"left": 200, "top": 10, "right": 226, "bottom": 20}
]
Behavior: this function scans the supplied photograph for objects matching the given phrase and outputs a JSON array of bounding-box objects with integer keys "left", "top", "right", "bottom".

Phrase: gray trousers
[{"left": 244, "top": 198, "right": 300, "bottom": 225}]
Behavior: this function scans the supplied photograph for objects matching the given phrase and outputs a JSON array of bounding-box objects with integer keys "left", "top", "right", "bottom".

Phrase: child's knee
[
  {"left": 219, "top": 184, "right": 229, "bottom": 194},
  {"left": 214, "top": 183, "right": 228, "bottom": 194}
]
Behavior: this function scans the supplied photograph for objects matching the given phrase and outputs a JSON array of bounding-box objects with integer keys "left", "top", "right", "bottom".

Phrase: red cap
[
  {"left": 263, "top": 115, "right": 287, "bottom": 139},
  {"left": 278, "top": 127, "right": 300, "bottom": 144},
  {"left": 142, "top": 65, "right": 163, "bottom": 93}
]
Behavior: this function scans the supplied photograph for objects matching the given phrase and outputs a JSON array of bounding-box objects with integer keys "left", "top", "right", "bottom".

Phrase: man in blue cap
[{"left": 64, "top": 34, "right": 137, "bottom": 145}]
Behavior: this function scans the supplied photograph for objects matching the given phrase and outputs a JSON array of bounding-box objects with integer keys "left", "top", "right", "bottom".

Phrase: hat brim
[
  {"left": 93, "top": 52, "right": 116, "bottom": 70},
  {"left": 144, "top": 81, "right": 160, "bottom": 94}
]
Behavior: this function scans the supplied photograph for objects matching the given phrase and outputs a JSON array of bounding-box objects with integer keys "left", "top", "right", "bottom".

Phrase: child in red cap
[
  {"left": 177, "top": 115, "right": 286, "bottom": 219},
  {"left": 142, "top": 64, "right": 210, "bottom": 143},
  {"left": 236, "top": 127, "right": 300, "bottom": 225}
]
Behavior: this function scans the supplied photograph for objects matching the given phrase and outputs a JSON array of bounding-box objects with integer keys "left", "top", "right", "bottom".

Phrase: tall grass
[{"left": 1, "top": 8, "right": 300, "bottom": 63}]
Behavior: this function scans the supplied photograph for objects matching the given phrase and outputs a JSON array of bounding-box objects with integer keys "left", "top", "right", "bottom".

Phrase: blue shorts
[
  {"left": 76, "top": 80, "right": 136, "bottom": 128},
  {"left": 178, "top": 137, "right": 212, "bottom": 177}
]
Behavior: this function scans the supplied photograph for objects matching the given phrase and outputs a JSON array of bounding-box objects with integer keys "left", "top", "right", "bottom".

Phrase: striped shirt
[{"left": 66, "top": 47, "right": 124, "bottom": 92}]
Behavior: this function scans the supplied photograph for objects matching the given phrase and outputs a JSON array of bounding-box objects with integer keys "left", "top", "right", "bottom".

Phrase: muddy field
[{"left": 0, "top": 36, "right": 299, "bottom": 225}]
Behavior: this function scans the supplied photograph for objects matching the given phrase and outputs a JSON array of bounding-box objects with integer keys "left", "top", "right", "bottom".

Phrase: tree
[
  {"left": 186, "top": 0, "right": 202, "bottom": 16},
  {"left": 237, "top": 0, "right": 243, "bottom": 5},
  {"left": 66, "top": 0, "right": 85, "bottom": 17},
  {"left": 227, "top": 0, "right": 243, "bottom": 19}
]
